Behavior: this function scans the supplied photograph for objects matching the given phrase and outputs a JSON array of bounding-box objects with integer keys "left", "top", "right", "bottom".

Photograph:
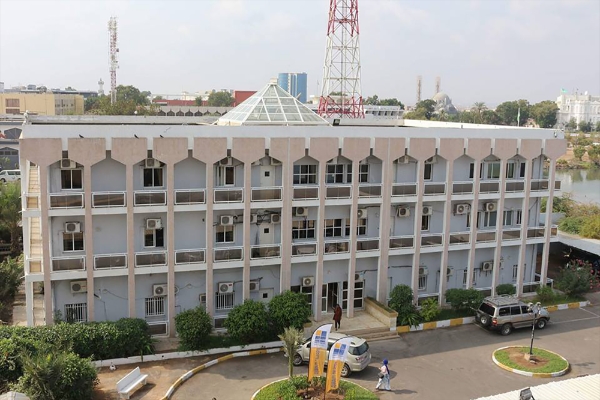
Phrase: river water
[{"left": 555, "top": 168, "right": 600, "bottom": 204}]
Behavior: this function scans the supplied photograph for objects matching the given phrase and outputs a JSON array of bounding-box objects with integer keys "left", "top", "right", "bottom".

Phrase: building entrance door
[{"left": 322, "top": 282, "right": 339, "bottom": 314}]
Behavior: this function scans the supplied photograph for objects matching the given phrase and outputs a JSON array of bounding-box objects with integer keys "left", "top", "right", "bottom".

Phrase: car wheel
[
  {"left": 293, "top": 353, "right": 303, "bottom": 366},
  {"left": 536, "top": 318, "right": 547, "bottom": 330},
  {"left": 501, "top": 324, "right": 512, "bottom": 336},
  {"left": 479, "top": 315, "right": 490, "bottom": 326},
  {"left": 340, "top": 363, "right": 351, "bottom": 378}
]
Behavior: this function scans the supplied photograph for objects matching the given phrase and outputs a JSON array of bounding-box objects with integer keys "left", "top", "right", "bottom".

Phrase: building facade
[
  {"left": 278, "top": 73, "right": 308, "bottom": 103},
  {"left": 556, "top": 93, "right": 600, "bottom": 126},
  {"left": 0, "top": 93, "right": 84, "bottom": 116},
  {"left": 20, "top": 114, "right": 565, "bottom": 336}
]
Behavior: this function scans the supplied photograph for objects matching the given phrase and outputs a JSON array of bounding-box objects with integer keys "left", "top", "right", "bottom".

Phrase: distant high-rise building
[
  {"left": 0, "top": 82, "right": 4, "bottom": 93},
  {"left": 277, "top": 73, "right": 307, "bottom": 103}
]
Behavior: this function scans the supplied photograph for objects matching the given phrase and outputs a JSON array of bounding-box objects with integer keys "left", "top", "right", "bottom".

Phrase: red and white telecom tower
[
  {"left": 108, "top": 16, "right": 119, "bottom": 105},
  {"left": 318, "top": 0, "right": 364, "bottom": 119}
]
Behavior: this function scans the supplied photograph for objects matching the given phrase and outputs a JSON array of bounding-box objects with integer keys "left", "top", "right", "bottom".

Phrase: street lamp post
[{"left": 527, "top": 301, "right": 542, "bottom": 357}]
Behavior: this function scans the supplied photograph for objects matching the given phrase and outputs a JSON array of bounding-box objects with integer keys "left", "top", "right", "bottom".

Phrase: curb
[
  {"left": 250, "top": 378, "right": 375, "bottom": 400},
  {"left": 396, "top": 300, "right": 590, "bottom": 334},
  {"left": 492, "top": 346, "right": 570, "bottom": 378},
  {"left": 160, "top": 347, "right": 283, "bottom": 400}
]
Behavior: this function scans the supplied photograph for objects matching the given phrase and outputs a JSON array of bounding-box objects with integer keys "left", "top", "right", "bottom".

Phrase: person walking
[
  {"left": 375, "top": 359, "right": 391, "bottom": 391},
  {"left": 333, "top": 304, "right": 342, "bottom": 331}
]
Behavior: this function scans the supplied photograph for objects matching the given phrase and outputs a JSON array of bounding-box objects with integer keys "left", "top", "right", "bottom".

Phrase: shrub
[
  {"left": 0, "top": 338, "right": 21, "bottom": 392},
  {"left": 268, "top": 291, "right": 311, "bottom": 334},
  {"left": 580, "top": 214, "right": 600, "bottom": 240},
  {"left": 559, "top": 216, "right": 586, "bottom": 235},
  {"left": 420, "top": 298, "right": 440, "bottom": 322},
  {"left": 556, "top": 261, "right": 594, "bottom": 296},
  {"left": 535, "top": 285, "right": 556, "bottom": 303},
  {"left": 389, "top": 284, "right": 422, "bottom": 327},
  {"left": 445, "top": 288, "right": 484, "bottom": 314},
  {"left": 224, "top": 300, "right": 271, "bottom": 344},
  {"left": 175, "top": 307, "right": 213, "bottom": 351},
  {"left": 0, "top": 256, "right": 23, "bottom": 303},
  {"left": 496, "top": 284, "right": 516, "bottom": 296}
]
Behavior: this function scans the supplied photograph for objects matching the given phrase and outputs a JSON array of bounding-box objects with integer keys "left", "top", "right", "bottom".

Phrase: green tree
[
  {"left": 174, "top": 306, "right": 213, "bottom": 351},
  {"left": 556, "top": 262, "right": 594, "bottom": 296},
  {"left": 573, "top": 146, "right": 586, "bottom": 161},
  {"left": 224, "top": 300, "right": 271, "bottom": 343},
  {"left": 153, "top": 95, "right": 164, "bottom": 101},
  {"left": 565, "top": 118, "right": 578, "bottom": 131},
  {"left": 268, "top": 291, "right": 311, "bottom": 334},
  {"left": 495, "top": 100, "right": 530, "bottom": 126},
  {"left": 595, "top": 121, "right": 600, "bottom": 132},
  {"left": 64, "top": 86, "right": 76, "bottom": 91},
  {"left": 84, "top": 96, "right": 100, "bottom": 112},
  {"left": 587, "top": 145, "right": 600, "bottom": 165},
  {"left": 471, "top": 102, "right": 487, "bottom": 123},
  {"left": 405, "top": 99, "right": 436, "bottom": 120},
  {"left": 194, "top": 96, "right": 204, "bottom": 106},
  {"left": 278, "top": 327, "right": 304, "bottom": 378},
  {"left": 481, "top": 109, "right": 501, "bottom": 125},
  {"left": 389, "top": 284, "right": 421, "bottom": 327},
  {"left": 364, "top": 95, "right": 379, "bottom": 105},
  {"left": 530, "top": 100, "right": 559, "bottom": 128},
  {"left": 580, "top": 214, "right": 600, "bottom": 239},
  {"left": 0, "top": 256, "right": 23, "bottom": 319},
  {"left": 380, "top": 98, "right": 404, "bottom": 108},
  {"left": 116, "top": 85, "right": 150, "bottom": 105},
  {"left": 207, "top": 91, "right": 234, "bottom": 107},
  {"left": 0, "top": 182, "right": 23, "bottom": 255},
  {"left": 579, "top": 121, "right": 592, "bottom": 132}
]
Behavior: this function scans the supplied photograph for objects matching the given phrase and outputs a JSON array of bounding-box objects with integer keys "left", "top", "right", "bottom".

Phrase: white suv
[{"left": 0, "top": 170, "right": 20, "bottom": 183}]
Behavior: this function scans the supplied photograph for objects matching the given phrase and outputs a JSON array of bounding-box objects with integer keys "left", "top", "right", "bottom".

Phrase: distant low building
[
  {"left": 556, "top": 92, "right": 600, "bottom": 126},
  {"left": 0, "top": 93, "right": 84, "bottom": 116}
]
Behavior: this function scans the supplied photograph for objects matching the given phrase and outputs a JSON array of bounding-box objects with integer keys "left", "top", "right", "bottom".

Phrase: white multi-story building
[
  {"left": 556, "top": 92, "right": 600, "bottom": 126},
  {"left": 20, "top": 83, "right": 566, "bottom": 336}
]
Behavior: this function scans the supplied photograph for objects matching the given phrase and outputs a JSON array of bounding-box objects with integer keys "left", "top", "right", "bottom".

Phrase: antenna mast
[
  {"left": 435, "top": 76, "right": 441, "bottom": 94},
  {"left": 318, "top": 0, "right": 364, "bottom": 118},
  {"left": 108, "top": 16, "right": 119, "bottom": 104}
]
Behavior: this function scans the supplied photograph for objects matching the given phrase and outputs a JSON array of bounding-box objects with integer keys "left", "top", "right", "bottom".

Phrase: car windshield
[
  {"left": 348, "top": 342, "right": 369, "bottom": 356},
  {"left": 479, "top": 303, "right": 495, "bottom": 315}
]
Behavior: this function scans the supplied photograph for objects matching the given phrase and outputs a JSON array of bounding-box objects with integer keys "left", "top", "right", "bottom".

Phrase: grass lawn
[
  {"left": 253, "top": 376, "right": 378, "bottom": 400},
  {"left": 535, "top": 295, "right": 585, "bottom": 307},
  {"left": 494, "top": 347, "right": 569, "bottom": 374}
]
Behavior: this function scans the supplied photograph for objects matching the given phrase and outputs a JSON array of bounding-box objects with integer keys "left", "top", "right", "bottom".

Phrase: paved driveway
[{"left": 172, "top": 304, "right": 600, "bottom": 400}]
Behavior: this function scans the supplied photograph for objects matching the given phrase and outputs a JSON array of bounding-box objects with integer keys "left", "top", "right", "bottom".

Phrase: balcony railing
[
  {"left": 392, "top": 183, "right": 417, "bottom": 197},
  {"left": 292, "top": 242, "right": 318, "bottom": 256},
  {"left": 214, "top": 246, "right": 244, "bottom": 262},
  {"left": 94, "top": 253, "right": 127, "bottom": 269},
  {"left": 214, "top": 188, "right": 243, "bottom": 203},
  {"left": 356, "top": 238, "right": 379, "bottom": 252},
  {"left": 449, "top": 232, "right": 470, "bottom": 245},
  {"left": 502, "top": 229, "right": 521, "bottom": 241},
  {"left": 134, "top": 190, "right": 166, "bottom": 206},
  {"left": 476, "top": 231, "right": 496, "bottom": 243},
  {"left": 175, "top": 189, "right": 205, "bottom": 205},
  {"left": 325, "top": 185, "right": 351, "bottom": 199},
  {"left": 505, "top": 181, "right": 525, "bottom": 192},
  {"left": 527, "top": 227, "right": 546, "bottom": 239},
  {"left": 479, "top": 181, "right": 499, "bottom": 194},
  {"left": 389, "top": 235, "right": 414, "bottom": 249},
  {"left": 251, "top": 187, "right": 282, "bottom": 202},
  {"left": 135, "top": 250, "right": 167, "bottom": 267},
  {"left": 175, "top": 249, "right": 205, "bottom": 264},
  {"left": 555, "top": 181, "right": 561, "bottom": 190},
  {"left": 51, "top": 255, "right": 85, "bottom": 272},
  {"left": 421, "top": 233, "right": 443, "bottom": 247},
  {"left": 293, "top": 186, "right": 319, "bottom": 200},
  {"left": 452, "top": 182, "right": 473, "bottom": 195},
  {"left": 424, "top": 182, "right": 446, "bottom": 195},
  {"left": 324, "top": 240, "right": 349, "bottom": 254},
  {"left": 531, "top": 179, "right": 549, "bottom": 191},
  {"left": 358, "top": 184, "right": 382, "bottom": 198},
  {"left": 49, "top": 193, "right": 84, "bottom": 209},
  {"left": 92, "top": 191, "right": 126, "bottom": 208},
  {"left": 250, "top": 244, "right": 281, "bottom": 259}
]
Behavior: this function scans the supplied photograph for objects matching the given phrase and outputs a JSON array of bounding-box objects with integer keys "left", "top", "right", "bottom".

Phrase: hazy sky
[{"left": 1, "top": 0, "right": 599, "bottom": 107}]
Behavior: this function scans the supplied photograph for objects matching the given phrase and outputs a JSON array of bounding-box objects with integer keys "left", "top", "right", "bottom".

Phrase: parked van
[{"left": 0, "top": 170, "right": 20, "bottom": 183}]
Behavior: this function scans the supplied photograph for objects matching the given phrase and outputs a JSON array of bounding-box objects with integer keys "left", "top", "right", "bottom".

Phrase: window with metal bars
[
  {"left": 64, "top": 303, "right": 87, "bottom": 323},
  {"left": 145, "top": 297, "right": 165, "bottom": 317}
]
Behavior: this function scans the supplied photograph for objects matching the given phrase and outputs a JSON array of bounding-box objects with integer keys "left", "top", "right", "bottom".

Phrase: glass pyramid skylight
[{"left": 217, "top": 82, "right": 329, "bottom": 126}]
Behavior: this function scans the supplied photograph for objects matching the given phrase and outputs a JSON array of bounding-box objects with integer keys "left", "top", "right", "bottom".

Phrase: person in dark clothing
[{"left": 333, "top": 304, "right": 342, "bottom": 331}]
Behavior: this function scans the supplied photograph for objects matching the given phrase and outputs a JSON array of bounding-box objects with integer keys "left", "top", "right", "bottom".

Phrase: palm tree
[
  {"left": 278, "top": 327, "right": 305, "bottom": 378},
  {"left": 0, "top": 182, "right": 22, "bottom": 255},
  {"left": 471, "top": 102, "right": 487, "bottom": 123}
]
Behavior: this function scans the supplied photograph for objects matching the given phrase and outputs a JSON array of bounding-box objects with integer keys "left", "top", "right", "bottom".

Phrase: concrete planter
[{"left": 364, "top": 297, "right": 398, "bottom": 331}]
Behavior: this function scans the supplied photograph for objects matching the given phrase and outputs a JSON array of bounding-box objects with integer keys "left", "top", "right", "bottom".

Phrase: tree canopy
[
  {"left": 84, "top": 85, "right": 156, "bottom": 115},
  {"left": 530, "top": 100, "right": 558, "bottom": 128},
  {"left": 404, "top": 99, "right": 436, "bottom": 120},
  {"left": 0, "top": 182, "right": 22, "bottom": 255},
  {"left": 495, "top": 99, "right": 530, "bottom": 126},
  {"left": 207, "top": 91, "right": 234, "bottom": 107},
  {"left": 364, "top": 95, "right": 405, "bottom": 109}
]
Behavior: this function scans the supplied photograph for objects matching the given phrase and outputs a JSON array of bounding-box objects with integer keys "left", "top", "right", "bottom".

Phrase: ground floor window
[
  {"left": 418, "top": 274, "right": 427, "bottom": 291},
  {"left": 512, "top": 265, "right": 518, "bottom": 282},
  {"left": 354, "top": 280, "right": 364, "bottom": 309},
  {"left": 292, "top": 285, "right": 314, "bottom": 315},
  {"left": 215, "top": 292, "right": 235, "bottom": 311},
  {"left": 145, "top": 297, "right": 165, "bottom": 317},
  {"left": 463, "top": 270, "right": 468, "bottom": 288},
  {"left": 64, "top": 303, "right": 87, "bottom": 323}
]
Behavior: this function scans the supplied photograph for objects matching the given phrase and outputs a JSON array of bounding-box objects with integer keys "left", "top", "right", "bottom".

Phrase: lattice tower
[{"left": 108, "top": 17, "right": 119, "bottom": 104}]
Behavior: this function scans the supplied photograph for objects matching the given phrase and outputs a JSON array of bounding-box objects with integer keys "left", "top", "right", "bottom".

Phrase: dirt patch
[
  {"left": 505, "top": 347, "right": 549, "bottom": 370},
  {"left": 296, "top": 387, "right": 345, "bottom": 400}
]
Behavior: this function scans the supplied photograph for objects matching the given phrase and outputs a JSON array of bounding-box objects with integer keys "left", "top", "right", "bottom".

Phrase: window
[
  {"left": 324, "top": 219, "right": 343, "bottom": 237},
  {"left": 292, "top": 220, "right": 316, "bottom": 239},
  {"left": 421, "top": 215, "right": 430, "bottom": 231},
  {"left": 512, "top": 265, "right": 518, "bottom": 282},
  {"left": 5, "top": 99, "right": 19, "bottom": 107},
  {"left": 510, "top": 306, "right": 521, "bottom": 315},
  {"left": 293, "top": 164, "right": 317, "bottom": 185},
  {"left": 424, "top": 163, "right": 433, "bottom": 181},
  {"left": 345, "top": 218, "right": 367, "bottom": 236},
  {"left": 346, "top": 164, "right": 369, "bottom": 183},
  {"left": 64, "top": 303, "right": 87, "bottom": 323},
  {"left": 215, "top": 292, "right": 235, "bottom": 310},
  {"left": 486, "top": 162, "right": 501, "bottom": 179},
  {"left": 61, "top": 169, "right": 83, "bottom": 190},
  {"left": 483, "top": 211, "right": 497, "bottom": 228},
  {"left": 63, "top": 232, "right": 84, "bottom": 252},
  {"left": 326, "top": 164, "right": 345, "bottom": 183},
  {"left": 216, "top": 225, "right": 234, "bottom": 243},
  {"left": 145, "top": 297, "right": 165, "bottom": 317},
  {"left": 506, "top": 162, "right": 516, "bottom": 179},
  {"left": 291, "top": 285, "right": 313, "bottom": 314},
  {"left": 519, "top": 162, "right": 526, "bottom": 178},
  {"left": 472, "top": 269, "right": 477, "bottom": 285},
  {"left": 144, "top": 228, "right": 164, "bottom": 247},
  {"left": 469, "top": 163, "right": 475, "bottom": 179},
  {"left": 418, "top": 274, "right": 427, "bottom": 291},
  {"left": 503, "top": 210, "right": 513, "bottom": 226},
  {"left": 463, "top": 270, "right": 468, "bottom": 287},
  {"left": 217, "top": 166, "right": 234, "bottom": 186},
  {"left": 143, "top": 167, "right": 163, "bottom": 187},
  {"left": 516, "top": 210, "right": 523, "bottom": 225}
]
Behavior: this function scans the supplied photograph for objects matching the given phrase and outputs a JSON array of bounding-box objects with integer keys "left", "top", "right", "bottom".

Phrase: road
[{"left": 172, "top": 304, "right": 600, "bottom": 400}]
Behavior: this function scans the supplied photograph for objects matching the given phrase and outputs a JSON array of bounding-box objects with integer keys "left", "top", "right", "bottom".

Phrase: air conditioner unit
[
  {"left": 302, "top": 276, "right": 315, "bottom": 287},
  {"left": 219, "top": 157, "right": 233, "bottom": 166},
  {"left": 146, "top": 218, "right": 162, "bottom": 230},
  {"left": 447, "top": 268, "right": 453, "bottom": 277},
  {"left": 397, "top": 206, "right": 410, "bottom": 217},
  {"left": 271, "top": 214, "right": 281, "bottom": 224},
  {"left": 293, "top": 207, "right": 308, "bottom": 217},
  {"left": 61, "top": 159, "right": 76, "bottom": 169},
  {"left": 425, "top": 156, "right": 438, "bottom": 164},
  {"left": 220, "top": 215, "right": 234, "bottom": 226},
  {"left": 418, "top": 267, "right": 428, "bottom": 276},
  {"left": 357, "top": 209, "right": 367, "bottom": 219},
  {"left": 250, "top": 213, "right": 259, "bottom": 224},
  {"left": 153, "top": 284, "right": 167, "bottom": 297},
  {"left": 485, "top": 202, "right": 497, "bottom": 212},
  {"left": 354, "top": 273, "right": 363, "bottom": 282},
  {"left": 422, "top": 206, "right": 433, "bottom": 216},
  {"left": 482, "top": 261, "right": 494, "bottom": 271},
  {"left": 64, "top": 222, "right": 81, "bottom": 234},
  {"left": 70, "top": 280, "right": 87, "bottom": 294},
  {"left": 145, "top": 158, "right": 160, "bottom": 168},
  {"left": 454, "top": 203, "right": 471, "bottom": 215},
  {"left": 199, "top": 293, "right": 207, "bottom": 304},
  {"left": 249, "top": 280, "right": 260, "bottom": 291},
  {"left": 218, "top": 282, "right": 234, "bottom": 294},
  {"left": 270, "top": 157, "right": 282, "bottom": 166}
]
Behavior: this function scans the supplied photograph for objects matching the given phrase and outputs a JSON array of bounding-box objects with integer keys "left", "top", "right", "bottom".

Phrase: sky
[{"left": 0, "top": 0, "right": 599, "bottom": 108}]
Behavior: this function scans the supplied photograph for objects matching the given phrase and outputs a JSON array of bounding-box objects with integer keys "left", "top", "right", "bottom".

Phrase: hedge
[
  {"left": 174, "top": 307, "right": 213, "bottom": 351},
  {"left": 268, "top": 291, "right": 311, "bottom": 335}
]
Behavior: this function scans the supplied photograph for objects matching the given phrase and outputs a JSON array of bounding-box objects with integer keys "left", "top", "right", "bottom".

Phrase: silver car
[
  {"left": 293, "top": 332, "right": 371, "bottom": 377},
  {"left": 0, "top": 170, "right": 20, "bottom": 183},
  {"left": 476, "top": 295, "right": 550, "bottom": 335}
]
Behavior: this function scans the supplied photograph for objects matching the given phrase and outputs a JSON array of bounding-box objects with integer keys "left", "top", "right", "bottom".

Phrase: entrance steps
[{"left": 334, "top": 311, "right": 398, "bottom": 342}]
